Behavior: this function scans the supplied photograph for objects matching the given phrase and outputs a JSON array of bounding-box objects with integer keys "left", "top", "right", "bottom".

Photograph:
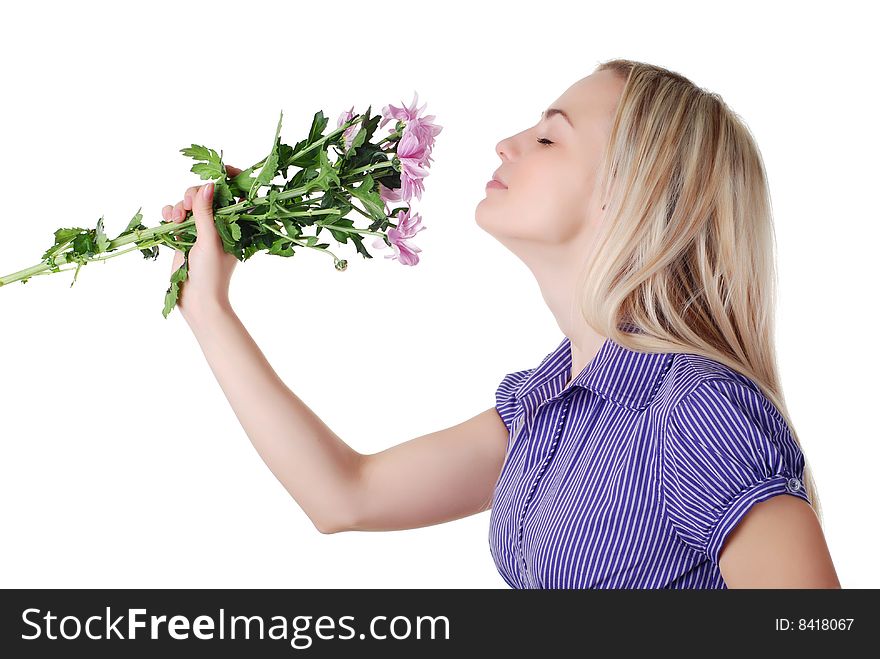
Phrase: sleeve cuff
[{"left": 706, "top": 474, "right": 812, "bottom": 566}]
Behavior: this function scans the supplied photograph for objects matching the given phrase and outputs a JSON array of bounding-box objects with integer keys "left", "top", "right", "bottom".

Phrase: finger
[
  {"left": 183, "top": 185, "right": 201, "bottom": 211},
  {"left": 191, "top": 182, "right": 220, "bottom": 247},
  {"left": 162, "top": 204, "right": 173, "bottom": 221},
  {"left": 172, "top": 201, "right": 186, "bottom": 223},
  {"left": 169, "top": 201, "right": 188, "bottom": 244}
]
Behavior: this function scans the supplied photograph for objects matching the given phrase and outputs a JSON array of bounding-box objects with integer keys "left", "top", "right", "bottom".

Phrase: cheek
[{"left": 476, "top": 161, "right": 586, "bottom": 244}]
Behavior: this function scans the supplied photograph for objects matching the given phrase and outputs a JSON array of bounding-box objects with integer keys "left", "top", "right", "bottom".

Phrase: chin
[{"left": 474, "top": 201, "right": 508, "bottom": 237}]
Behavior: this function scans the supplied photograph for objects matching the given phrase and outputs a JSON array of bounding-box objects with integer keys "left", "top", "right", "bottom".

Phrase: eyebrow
[{"left": 541, "top": 107, "right": 574, "bottom": 128}]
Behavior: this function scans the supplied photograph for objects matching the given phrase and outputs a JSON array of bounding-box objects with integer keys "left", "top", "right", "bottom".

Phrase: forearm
[{"left": 183, "top": 302, "right": 363, "bottom": 533}]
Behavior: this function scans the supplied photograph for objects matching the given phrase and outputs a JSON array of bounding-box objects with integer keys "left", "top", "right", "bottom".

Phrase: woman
[{"left": 162, "top": 58, "right": 839, "bottom": 588}]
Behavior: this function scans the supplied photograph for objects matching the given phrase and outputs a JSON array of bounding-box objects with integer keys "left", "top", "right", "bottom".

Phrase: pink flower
[
  {"left": 404, "top": 114, "right": 442, "bottom": 162},
  {"left": 380, "top": 91, "right": 443, "bottom": 204},
  {"left": 378, "top": 181, "right": 404, "bottom": 205},
  {"left": 336, "top": 105, "right": 359, "bottom": 151},
  {"left": 380, "top": 91, "right": 428, "bottom": 128},
  {"left": 371, "top": 208, "right": 427, "bottom": 266}
]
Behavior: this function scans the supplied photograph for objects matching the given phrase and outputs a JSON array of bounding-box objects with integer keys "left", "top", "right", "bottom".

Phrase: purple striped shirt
[{"left": 489, "top": 326, "right": 811, "bottom": 588}]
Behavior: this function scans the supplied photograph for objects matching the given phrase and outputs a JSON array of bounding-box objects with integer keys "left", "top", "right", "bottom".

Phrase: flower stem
[
  {"left": 262, "top": 224, "right": 346, "bottom": 267},
  {"left": 342, "top": 160, "right": 395, "bottom": 179},
  {"left": 318, "top": 221, "right": 385, "bottom": 238}
]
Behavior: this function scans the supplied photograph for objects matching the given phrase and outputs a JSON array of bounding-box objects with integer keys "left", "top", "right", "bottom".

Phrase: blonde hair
[{"left": 576, "top": 58, "right": 824, "bottom": 526}]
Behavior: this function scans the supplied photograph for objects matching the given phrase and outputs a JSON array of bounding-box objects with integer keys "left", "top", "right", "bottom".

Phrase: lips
[{"left": 491, "top": 171, "right": 508, "bottom": 188}]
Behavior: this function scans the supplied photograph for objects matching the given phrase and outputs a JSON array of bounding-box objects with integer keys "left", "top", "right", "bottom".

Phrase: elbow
[
  {"left": 312, "top": 454, "right": 366, "bottom": 535},
  {"left": 313, "top": 503, "right": 359, "bottom": 534},
  {"left": 314, "top": 519, "right": 338, "bottom": 534},
  {"left": 314, "top": 516, "right": 351, "bottom": 535}
]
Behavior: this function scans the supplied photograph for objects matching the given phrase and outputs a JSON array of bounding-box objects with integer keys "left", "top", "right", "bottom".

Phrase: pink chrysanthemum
[
  {"left": 371, "top": 208, "right": 426, "bottom": 266},
  {"left": 380, "top": 91, "right": 443, "bottom": 203},
  {"left": 336, "top": 105, "right": 359, "bottom": 151}
]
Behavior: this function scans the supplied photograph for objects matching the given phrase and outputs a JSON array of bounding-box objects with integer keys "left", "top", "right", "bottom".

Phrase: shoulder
[
  {"left": 663, "top": 351, "right": 782, "bottom": 426},
  {"left": 658, "top": 353, "right": 811, "bottom": 564},
  {"left": 495, "top": 368, "right": 535, "bottom": 399},
  {"left": 494, "top": 368, "right": 535, "bottom": 432}
]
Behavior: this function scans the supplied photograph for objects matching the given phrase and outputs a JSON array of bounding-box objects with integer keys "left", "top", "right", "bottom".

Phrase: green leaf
[
  {"left": 162, "top": 252, "right": 189, "bottom": 318},
  {"left": 242, "top": 243, "right": 261, "bottom": 261},
  {"left": 114, "top": 208, "right": 152, "bottom": 253},
  {"left": 53, "top": 227, "right": 85, "bottom": 243},
  {"left": 323, "top": 218, "right": 355, "bottom": 230},
  {"left": 228, "top": 171, "right": 254, "bottom": 199},
  {"left": 41, "top": 226, "right": 85, "bottom": 262},
  {"left": 180, "top": 144, "right": 225, "bottom": 180},
  {"left": 347, "top": 174, "right": 386, "bottom": 222},
  {"left": 213, "top": 176, "right": 235, "bottom": 209},
  {"left": 72, "top": 231, "right": 97, "bottom": 257},
  {"left": 250, "top": 110, "right": 284, "bottom": 198},
  {"left": 268, "top": 236, "right": 295, "bottom": 257},
  {"left": 323, "top": 218, "right": 355, "bottom": 245},
  {"left": 328, "top": 229, "right": 349, "bottom": 244},
  {"left": 277, "top": 143, "right": 294, "bottom": 176},
  {"left": 308, "top": 110, "right": 328, "bottom": 144},
  {"left": 213, "top": 214, "right": 241, "bottom": 251},
  {"left": 180, "top": 144, "right": 217, "bottom": 162},
  {"left": 318, "top": 148, "right": 340, "bottom": 189},
  {"left": 351, "top": 233, "right": 372, "bottom": 260},
  {"left": 139, "top": 245, "right": 159, "bottom": 260},
  {"left": 191, "top": 162, "right": 220, "bottom": 178},
  {"left": 357, "top": 106, "right": 382, "bottom": 144},
  {"left": 124, "top": 208, "right": 144, "bottom": 233},
  {"left": 95, "top": 216, "right": 110, "bottom": 253},
  {"left": 279, "top": 218, "right": 300, "bottom": 239}
]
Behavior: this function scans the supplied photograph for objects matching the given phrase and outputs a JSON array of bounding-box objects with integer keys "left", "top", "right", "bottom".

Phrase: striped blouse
[{"left": 489, "top": 326, "right": 811, "bottom": 588}]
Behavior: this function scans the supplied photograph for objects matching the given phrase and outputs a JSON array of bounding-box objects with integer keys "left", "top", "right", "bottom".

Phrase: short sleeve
[
  {"left": 494, "top": 369, "right": 534, "bottom": 433},
  {"left": 660, "top": 377, "right": 812, "bottom": 566}
]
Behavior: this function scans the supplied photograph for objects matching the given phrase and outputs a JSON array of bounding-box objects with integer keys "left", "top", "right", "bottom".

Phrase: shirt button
[{"left": 786, "top": 477, "right": 802, "bottom": 493}]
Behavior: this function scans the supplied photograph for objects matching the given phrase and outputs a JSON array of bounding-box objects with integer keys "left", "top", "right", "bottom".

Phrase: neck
[{"left": 522, "top": 241, "right": 607, "bottom": 386}]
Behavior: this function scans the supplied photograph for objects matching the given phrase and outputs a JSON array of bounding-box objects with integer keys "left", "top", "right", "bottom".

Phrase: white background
[{"left": 0, "top": 0, "right": 876, "bottom": 588}]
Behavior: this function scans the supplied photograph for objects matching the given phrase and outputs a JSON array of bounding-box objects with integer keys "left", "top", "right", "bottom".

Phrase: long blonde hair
[{"left": 576, "top": 58, "right": 824, "bottom": 526}]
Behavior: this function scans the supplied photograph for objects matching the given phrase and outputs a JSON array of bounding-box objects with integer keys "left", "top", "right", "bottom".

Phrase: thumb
[{"left": 191, "top": 182, "right": 220, "bottom": 245}]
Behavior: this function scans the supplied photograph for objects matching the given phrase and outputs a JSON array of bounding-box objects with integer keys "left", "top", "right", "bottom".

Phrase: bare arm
[
  {"left": 167, "top": 170, "right": 510, "bottom": 535},
  {"left": 719, "top": 495, "right": 841, "bottom": 588},
  {"left": 185, "top": 303, "right": 511, "bottom": 535},
  {"left": 185, "top": 303, "right": 363, "bottom": 534},
  {"left": 345, "top": 406, "right": 510, "bottom": 532}
]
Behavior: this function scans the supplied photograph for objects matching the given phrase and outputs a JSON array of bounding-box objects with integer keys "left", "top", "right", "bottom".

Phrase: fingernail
[{"left": 203, "top": 182, "right": 214, "bottom": 200}]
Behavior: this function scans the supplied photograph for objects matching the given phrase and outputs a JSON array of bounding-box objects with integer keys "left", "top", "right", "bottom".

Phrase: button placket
[{"left": 515, "top": 392, "right": 573, "bottom": 585}]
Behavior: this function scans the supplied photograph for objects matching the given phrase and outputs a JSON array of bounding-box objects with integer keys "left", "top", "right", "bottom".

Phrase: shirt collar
[{"left": 515, "top": 324, "right": 674, "bottom": 412}]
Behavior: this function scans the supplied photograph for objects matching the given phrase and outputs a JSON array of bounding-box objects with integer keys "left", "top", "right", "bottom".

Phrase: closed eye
[{"left": 536, "top": 138, "right": 554, "bottom": 146}]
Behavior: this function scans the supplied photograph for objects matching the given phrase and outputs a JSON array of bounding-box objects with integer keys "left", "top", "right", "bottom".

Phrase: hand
[{"left": 162, "top": 164, "right": 243, "bottom": 321}]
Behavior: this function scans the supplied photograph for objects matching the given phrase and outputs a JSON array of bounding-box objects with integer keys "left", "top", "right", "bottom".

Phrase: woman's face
[{"left": 476, "top": 70, "right": 625, "bottom": 251}]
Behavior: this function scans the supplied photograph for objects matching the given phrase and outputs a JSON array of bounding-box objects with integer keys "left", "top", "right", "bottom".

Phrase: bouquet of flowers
[{"left": 0, "top": 93, "right": 442, "bottom": 317}]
